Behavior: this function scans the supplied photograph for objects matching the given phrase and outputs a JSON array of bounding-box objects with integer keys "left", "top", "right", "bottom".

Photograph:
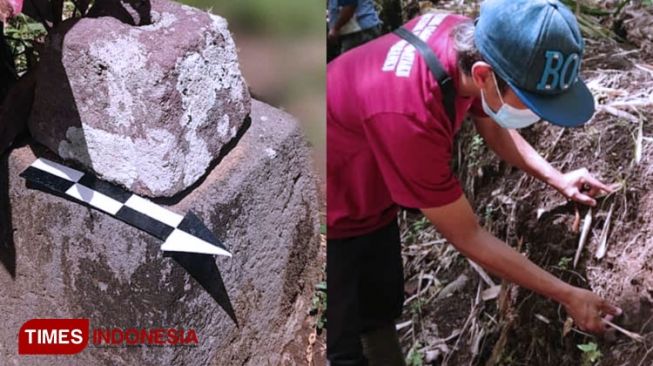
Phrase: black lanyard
[{"left": 393, "top": 27, "right": 457, "bottom": 124}]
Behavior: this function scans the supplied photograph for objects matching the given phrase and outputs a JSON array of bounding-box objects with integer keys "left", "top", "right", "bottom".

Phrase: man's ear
[{"left": 471, "top": 61, "right": 493, "bottom": 90}]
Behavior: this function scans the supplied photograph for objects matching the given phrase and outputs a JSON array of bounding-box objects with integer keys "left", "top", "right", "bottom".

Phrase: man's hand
[
  {"left": 421, "top": 195, "right": 620, "bottom": 336},
  {"left": 472, "top": 119, "right": 617, "bottom": 207},
  {"left": 551, "top": 168, "right": 615, "bottom": 206},
  {"left": 328, "top": 28, "right": 340, "bottom": 43},
  {"left": 562, "top": 287, "right": 622, "bottom": 334}
]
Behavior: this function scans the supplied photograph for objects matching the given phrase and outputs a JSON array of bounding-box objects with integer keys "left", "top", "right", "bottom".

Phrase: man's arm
[
  {"left": 473, "top": 116, "right": 613, "bottom": 206},
  {"left": 332, "top": 5, "right": 356, "bottom": 32},
  {"left": 328, "top": 1, "right": 356, "bottom": 42},
  {"left": 473, "top": 116, "right": 560, "bottom": 183},
  {"left": 421, "top": 195, "right": 621, "bottom": 334}
]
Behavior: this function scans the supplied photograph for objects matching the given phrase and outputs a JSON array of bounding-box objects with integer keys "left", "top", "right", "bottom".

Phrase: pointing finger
[
  {"left": 601, "top": 302, "right": 623, "bottom": 317},
  {"left": 608, "top": 183, "right": 623, "bottom": 192},
  {"left": 584, "top": 174, "right": 612, "bottom": 193}
]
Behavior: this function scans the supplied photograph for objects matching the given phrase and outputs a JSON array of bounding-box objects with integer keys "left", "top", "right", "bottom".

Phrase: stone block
[
  {"left": 0, "top": 100, "right": 320, "bottom": 365},
  {"left": 28, "top": 0, "right": 251, "bottom": 197}
]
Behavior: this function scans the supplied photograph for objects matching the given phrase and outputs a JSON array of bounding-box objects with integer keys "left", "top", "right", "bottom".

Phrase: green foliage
[
  {"left": 3, "top": 0, "right": 322, "bottom": 74},
  {"left": 411, "top": 216, "right": 430, "bottom": 232},
  {"left": 577, "top": 342, "right": 602, "bottom": 365},
  {"left": 182, "top": 0, "right": 322, "bottom": 36},
  {"left": 559, "top": 0, "right": 621, "bottom": 39},
  {"left": 470, "top": 132, "right": 484, "bottom": 151},
  {"left": 557, "top": 256, "right": 572, "bottom": 270},
  {"left": 310, "top": 281, "right": 327, "bottom": 331},
  {"left": 483, "top": 203, "right": 495, "bottom": 225},
  {"left": 403, "top": 216, "right": 431, "bottom": 244},
  {"left": 469, "top": 132, "right": 484, "bottom": 158},
  {"left": 499, "top": 352, "right": 515, "bottom": 365},
  {"left": 406, "top": 342, "right": 423, "bottom": 366},
  {"left": 466, "top": 132, "right": 489, "bottom": 173},
  {"left": 3, "top": 0, "right": 83, "bottom": 75},
  {"left": 4, "top": 14, "right": 46, "bottom": 75},
  {"left": 409, "top": 297, "right": 426, "bottom": 317}
]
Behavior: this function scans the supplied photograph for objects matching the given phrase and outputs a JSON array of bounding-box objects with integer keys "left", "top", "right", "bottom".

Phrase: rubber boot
[{"left": 361, "top": 324, "right": 406, "bottom": 366}]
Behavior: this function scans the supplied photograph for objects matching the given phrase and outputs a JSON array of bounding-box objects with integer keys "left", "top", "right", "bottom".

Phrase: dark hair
[{"left": 451, "top": 20, "right": 508, "bottom": 92}]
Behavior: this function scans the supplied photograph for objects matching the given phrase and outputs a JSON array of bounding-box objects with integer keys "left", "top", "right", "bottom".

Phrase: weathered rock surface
[
  {"left": 0, "top": 100, "right": 320, "bottom": 365},
  {"left": 28, "top": 0, "right": 251, "bottom": 197}
]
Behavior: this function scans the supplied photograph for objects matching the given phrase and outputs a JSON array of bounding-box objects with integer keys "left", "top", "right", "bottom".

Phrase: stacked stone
[{"left": 0, "top": 1, "right": 321, "bottom": 364}]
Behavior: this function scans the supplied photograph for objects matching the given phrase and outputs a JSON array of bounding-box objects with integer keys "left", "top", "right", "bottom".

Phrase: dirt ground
[{"left": 396, "top": 2, "right": 653, "bottom": 365}]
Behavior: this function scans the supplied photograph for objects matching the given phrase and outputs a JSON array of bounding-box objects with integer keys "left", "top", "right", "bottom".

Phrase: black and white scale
[{"left": 20, "top": 157, "right": 238, "bottom": 324}]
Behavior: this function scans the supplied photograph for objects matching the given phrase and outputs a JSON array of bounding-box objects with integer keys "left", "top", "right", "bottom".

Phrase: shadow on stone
[
  {"left": 87, "top": 0, "right": 152, "bottom": 26},
  {"left": 19, "top": 149, "right": 238, "bottom": 325},
  {"left": 1, "top": 99, "right": 321, "bottom": 364},
  {"left": 0, "top": 154, "right": 16, "bottom": 278},
  {"left": 15, "top": 181, "right": 242, "bottom": 325},
  {"left": 165, "top": 251, "right": 238, "bottom": 326},
  {"left": 152, "top": 115, "right": 252, "bottom": 206},
  {"left": 28, "top": 16, "right": 91, "bottom": 171}
]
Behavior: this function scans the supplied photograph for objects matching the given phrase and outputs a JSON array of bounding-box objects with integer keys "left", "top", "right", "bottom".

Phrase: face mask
[{"left": 480, "top": 72, "right": 540, "bottom": 129}]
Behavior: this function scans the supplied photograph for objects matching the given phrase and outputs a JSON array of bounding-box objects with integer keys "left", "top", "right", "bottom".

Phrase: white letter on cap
[{"left": 559, "top": 53, "right": 580, "bottom": 89}]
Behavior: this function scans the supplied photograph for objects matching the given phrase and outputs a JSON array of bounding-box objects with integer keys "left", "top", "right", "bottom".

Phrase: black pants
[{"left": 327, "top": 220, "right": 405, "bottom": 366}]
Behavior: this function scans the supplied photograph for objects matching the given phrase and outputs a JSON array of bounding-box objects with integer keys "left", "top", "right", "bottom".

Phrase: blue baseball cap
[{"left": 475, "top": 0, "right": 594, "bottom": 127}]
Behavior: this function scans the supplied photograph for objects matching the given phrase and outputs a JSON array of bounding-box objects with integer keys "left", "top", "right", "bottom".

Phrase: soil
[{"left": 397, "top": 3, "right": 653, "bottom": 365}]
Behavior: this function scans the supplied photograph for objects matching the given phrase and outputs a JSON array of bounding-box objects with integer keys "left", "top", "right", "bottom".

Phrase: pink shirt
[{"left": 327, "top": 14, "right": 486, "bottom": 239}]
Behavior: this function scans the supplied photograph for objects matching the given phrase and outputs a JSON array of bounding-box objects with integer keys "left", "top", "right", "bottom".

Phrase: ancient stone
[
  {"left": 28, "top": 0, "right": 251, "bottom": 197},
  {"left": 0, "top": 100, "right": 320, "bottom": 365}
]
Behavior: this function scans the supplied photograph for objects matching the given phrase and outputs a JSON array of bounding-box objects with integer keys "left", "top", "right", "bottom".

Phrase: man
[
  {"left": 326, "top": 1, "right": 622, "bottom": 365},
  {"left": 327, "top": 0, "right": 382, "bottom": 56}
]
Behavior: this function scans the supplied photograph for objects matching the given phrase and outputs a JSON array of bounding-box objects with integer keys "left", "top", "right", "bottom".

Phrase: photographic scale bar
[{"left": 20, "top": 158, "right": 231, "bottom": 257}]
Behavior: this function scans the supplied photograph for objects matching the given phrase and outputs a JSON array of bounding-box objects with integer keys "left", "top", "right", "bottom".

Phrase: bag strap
[{"left": 393, "top": 27, "right": 456, "bottom": 124}]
